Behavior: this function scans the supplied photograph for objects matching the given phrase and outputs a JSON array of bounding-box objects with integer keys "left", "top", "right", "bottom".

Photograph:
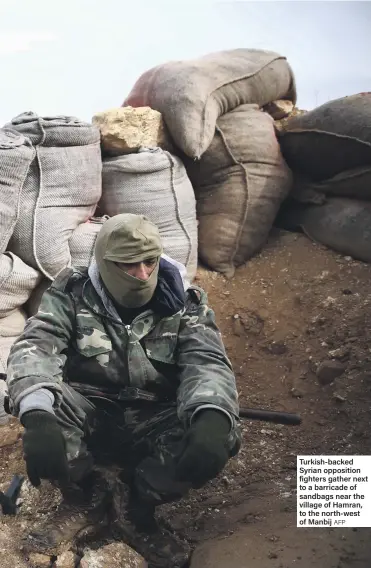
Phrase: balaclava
[{"left": 94, "top": 213, "right": 163, "bottom": 308}]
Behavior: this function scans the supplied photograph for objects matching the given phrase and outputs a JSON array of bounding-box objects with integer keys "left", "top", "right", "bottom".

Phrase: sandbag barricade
[{"left": 124, "top": 48, "right": 296, "bottom": 159}]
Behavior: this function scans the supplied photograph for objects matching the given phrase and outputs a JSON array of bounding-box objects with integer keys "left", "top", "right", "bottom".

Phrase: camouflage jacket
[{"left": 6, "top": 266, "right": 240, "bottom": 433}]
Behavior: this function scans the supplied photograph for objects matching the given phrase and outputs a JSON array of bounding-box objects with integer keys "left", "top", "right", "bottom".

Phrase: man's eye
[{"left": 144, "top": 258, "right": 157, "bottom": 267}]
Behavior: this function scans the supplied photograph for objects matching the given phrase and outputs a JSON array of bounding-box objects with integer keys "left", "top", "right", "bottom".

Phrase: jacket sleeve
[
  {"left": 6, "top": 272, "right": 75, "bottom": 415},
  {"left": 176, "top": 287, "right": 239, "bottom": 428}
]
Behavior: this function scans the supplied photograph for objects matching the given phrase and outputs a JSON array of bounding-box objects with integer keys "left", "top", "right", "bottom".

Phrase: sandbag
[
  {"left": 6, "top": 112, "right": 102, "bottom": 280},
  {"left": 0, "top": 309, "right": 27, "bottom": 337},
  {"left": 278, "top": 93, "right": 371, "bottom": 180},
  {"left": 186, "top": 104, "right": 292, "bottom": 277},
  {"left": 124, "top": 48, "right": 296, "bottom": 158},
  {"left": 0, "top": 252, "right": 42, "bottom": 317},
  {"left": 0, "top": 337, "right": 18, "bottom": 377},
  {"left": 100, "top": 147, "right": 198, "bottom": 280},
  {"left": 0, "top": 129, "right": 34, "bottom": 254},
  {"left": 292, "top": 166, "right": 371, "bottom": 202},
  {"left": 70, "top": 216, "right": 109, "bottom": 268},
  {"left": 0, "top": 334, "right": 18, "bottom": 424},
  {"left": 0, "top": 376, "right": 9, "bottom": 424},
  {"left": 276, "top": 197, "right": 371, "bottom": 263}
]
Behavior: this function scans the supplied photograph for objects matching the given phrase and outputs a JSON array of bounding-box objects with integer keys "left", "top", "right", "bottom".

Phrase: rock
[
  {"left": 92, "top": 106, "right": 172, "bottom": 155},
  {"left": 55, "top": 550, "right": 77, "bottom": 568},
  {"left": 317, "top": 361, "right": 346, "bottom": 385},
  {"left": 232, "top": 317, "right": 244, "bottom": 336},
  {"left": 328, "top": 346, "right": 350, "bottom": 361},
  {"left": 264, "top": 100, "right": 294, "bottom": 120},
  {"left": 0, "top": 417, "right": 23, "bottom": 448},
  {"left": 28, "top": 553, "right": 51, "bottom": 568},
  {"left": 80, "top": 542, "right": 147, "bottom": 568}
]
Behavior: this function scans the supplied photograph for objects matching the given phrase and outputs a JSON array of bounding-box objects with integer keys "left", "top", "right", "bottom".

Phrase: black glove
[
  {"left": 21, "top": 410, "right": 69, "bottom": 487},
  {"left": 174, "top": 410, "right": 231, "bottom": 487}
]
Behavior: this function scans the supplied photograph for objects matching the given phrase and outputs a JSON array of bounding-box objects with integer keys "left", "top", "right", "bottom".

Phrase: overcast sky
[{"left": 0, "top": 1, "right": 370, "bottom": 125}]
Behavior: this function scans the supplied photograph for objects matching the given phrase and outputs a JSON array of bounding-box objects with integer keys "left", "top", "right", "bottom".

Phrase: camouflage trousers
[{"left": 54, "top": 383, "right": 193, "bottom": 506}]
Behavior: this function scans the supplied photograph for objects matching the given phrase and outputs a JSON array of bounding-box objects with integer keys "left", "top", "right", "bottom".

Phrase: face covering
[{"left": 94, "top": 213, "right": 163, "bottom": 308}]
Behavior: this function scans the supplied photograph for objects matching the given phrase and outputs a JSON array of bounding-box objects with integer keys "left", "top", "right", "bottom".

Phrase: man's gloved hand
[
  {"left": 174, "top": 410, "right": 231, "bottom": 487},
  {"left": 21, "top": 410, "right": 69, "bottom": 487}
]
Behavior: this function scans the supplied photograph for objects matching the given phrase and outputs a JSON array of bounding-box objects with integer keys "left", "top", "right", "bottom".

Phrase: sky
[{"left": 0, "top": 1, "right": 370, "bottom": 125}]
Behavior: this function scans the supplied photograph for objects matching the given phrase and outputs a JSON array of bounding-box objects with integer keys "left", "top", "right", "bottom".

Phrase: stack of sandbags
[
  {"left": 186, "top": 105, "right": 292, "bottom": 277},
  {"left": 5, "top": 112, "right": 102, "bottom": 280},
  {"left": 0, "top": 309, "right": 27, "bottom": 423},
  {"left": 277, "top": 93, "right": 371, "bottom": 261},
  {"left": 124, "top": 48, "right": 296, "bottom": 159},
  {"left": 99, "top": 147, "right": 198, "bottom": 281},
  {"left": 0, "top": 128, "right": 41, "bottom": 319},
  {"left": 93, "top": 107, "right": 173, "bottom": 155}
]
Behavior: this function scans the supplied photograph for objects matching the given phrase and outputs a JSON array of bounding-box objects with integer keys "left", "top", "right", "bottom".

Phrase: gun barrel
[{"left": 239, "top": 407, "right": 301, "bottom": 426}]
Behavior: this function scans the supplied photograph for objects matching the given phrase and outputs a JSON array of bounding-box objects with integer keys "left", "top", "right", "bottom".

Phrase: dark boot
[
  {"left": 22, "top": 471, "right": 111, "bottom": 555},
  {"left": 111, "top": 477, "right": 190, "bottom": 568}
]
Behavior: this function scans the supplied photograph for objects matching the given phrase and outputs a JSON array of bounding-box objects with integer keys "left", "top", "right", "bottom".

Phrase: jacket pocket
[
  {"left": 143, "top": 335, "right": 177, "bottom": 365},
  {"left": 75, "top": 326, "right": 112, "bottom": 359}
]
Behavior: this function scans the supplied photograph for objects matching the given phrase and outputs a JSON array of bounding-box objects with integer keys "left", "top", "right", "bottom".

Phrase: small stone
[
  {"left": 333, "top": 393, "right": 346, "bottom": 402},
  {"left": 55, "top": 550, "right": 77, "bottom": 568},
  {"left": 28, "top": 553, "right": 51, "bottom": 568},
  {"left": 80, "top": 542, "right": 146, "bottom": 568},
  {"left": 290, "top": 387, "right": 304, "bottom": 398},
  {"left": 268, "top": 551, "right": 278, "bottom": 559},
  {"left": 92, "top": 106, "right": 172, "bottom": 155},
  {"left": 328, "top": 346, "right": 350, "bottom": 360},
  {"left": 232, "top": 318, "right": 244, "bottom": 337},
  {"left": 317, "top": 361, "right": 346, "bottom": 385},
  {"left": 267, "top": 341, "right": 287, "bottom": 355}
]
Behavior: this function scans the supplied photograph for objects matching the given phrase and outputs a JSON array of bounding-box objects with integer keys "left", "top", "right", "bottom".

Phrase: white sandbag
[
  {"left": 70, "top": 217, "right": 109, "bottom": 268},
  {"left": 0, "top": 309, "right": 27, "bottom": 337},
  {"left": 100, "top": 147, "right": 198, "bottom": 281},
  {"left": 124, "top": 48, "right": 296, "bottom": 158},
  {"left": 185, "top": 104, "right": 292, "bottom": 277},
  {"left": 0, "top": 252, "right": 42, "bottom": 317},
  {"left": 6, "top": 112, "right": 102, "bottom": 280},
  {"left": 0, "top": 377, "right": 9, "bottom": 425},
  {"left": 0, "top": 335, "right": 18, "bottom": 424},
  {"left": 0, "top": 129, "right": 34, "bottom": 254}
]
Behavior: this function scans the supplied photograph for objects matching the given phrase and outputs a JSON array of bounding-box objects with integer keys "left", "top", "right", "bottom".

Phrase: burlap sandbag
[
  {"left": 124, "top": 49, "right": 296, "bottom": 158},
  {"left": 100, "top": 147, "right": 198, "bottom": 280},
  {"left": 278, "top": 93, "right": 371, "bottom": 181},
  {"left": 70, "top": 216, "right": 109, "bottom": 268},
  {"left": 186, "top": 104, "right": 292, "bottom": 277},
  {"left": 6, "top": 112, "right": 102, "bottom": 280},
  {"left": 0, "top": 252, "right": 42, "bottom": 317},
  {"left": 0, "top": 129, "right": 34, "bottom": 254},
  {"left": 291, "top": 166, "right": 371, "bottom": 203},
  {"left": 276, "top": 197, "right": 371, "bottom": 263},
  {"left": 0, "top": 375, "right": 10, "bottom": 424},
  {"left": 0, "top": 309, "right": 27, "bottom": 337}
]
